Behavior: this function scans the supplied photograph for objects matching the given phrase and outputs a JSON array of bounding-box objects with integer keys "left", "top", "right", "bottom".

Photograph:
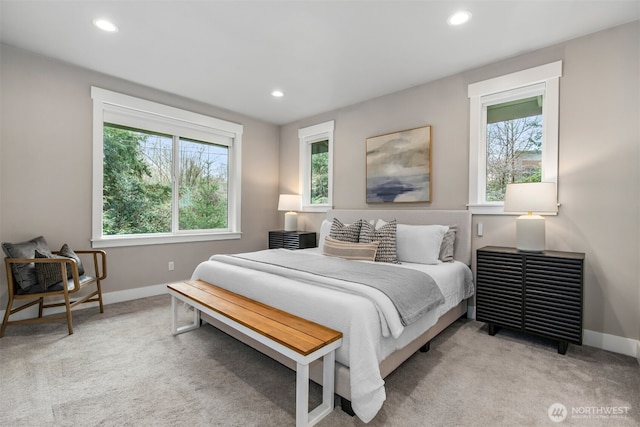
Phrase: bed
[{"left": 191, "top": 209, "right": 473, "bottom": 423}]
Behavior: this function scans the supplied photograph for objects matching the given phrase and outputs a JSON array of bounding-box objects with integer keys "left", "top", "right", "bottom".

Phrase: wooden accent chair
[{"left": 1, "top": 239, "right": 106, "bottom": 337}]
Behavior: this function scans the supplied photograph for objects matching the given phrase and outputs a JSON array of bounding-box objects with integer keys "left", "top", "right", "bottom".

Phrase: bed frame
[{"left": 200, "top": 209, "right": 472, "bottom": 415}]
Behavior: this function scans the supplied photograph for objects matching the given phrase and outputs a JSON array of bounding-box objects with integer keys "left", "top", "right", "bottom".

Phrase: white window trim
[
  {"left": 298, "top": 120, "right": 334, "bottom": 213},
  {"left": 91, "top": 87, "right": 243, "bottom": 248},
  {"left": 468, "top": 61, "right": 562, "bottom": 215}
]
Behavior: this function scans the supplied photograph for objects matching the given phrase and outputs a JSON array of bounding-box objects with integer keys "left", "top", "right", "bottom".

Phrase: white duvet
[{"left": 191, "top": 248, "right": 473, "bottom": 423}]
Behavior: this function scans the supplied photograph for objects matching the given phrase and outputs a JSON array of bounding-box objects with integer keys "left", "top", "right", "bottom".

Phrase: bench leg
[
  {"left": 296, "top": 350, "right": 336, "bottom": 427},
  {"left": 296, "top": 362, "right": 310, "bottom": 427},
  {"left": 171, "top": 295, "right": 201, "bottom": 335}
]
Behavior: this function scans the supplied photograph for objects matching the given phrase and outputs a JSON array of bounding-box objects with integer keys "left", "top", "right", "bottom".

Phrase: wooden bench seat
[{"left": 167, "top": 280, "right": 343, "bottom": 427}]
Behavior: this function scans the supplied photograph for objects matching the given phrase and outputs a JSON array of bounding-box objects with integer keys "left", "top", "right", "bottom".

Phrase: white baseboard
[
  {"left": 583, "top": 329, "right": 640, "bottom": 359},
  {"left": 102, "top": 283, "right": 168, "bottom": 305},
  {"left": 0, "top": 282, "right": 168, "bottom": 322},
  {"left": 3, "top": 287, "right": 639, "bottom": 361}
]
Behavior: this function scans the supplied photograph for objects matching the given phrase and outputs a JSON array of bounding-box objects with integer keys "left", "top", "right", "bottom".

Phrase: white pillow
[
  {"left": 318, "top": 219, "right": 332, "bottom": 251},
  {"left": 396, "top": 224, "right": 449, "bottom": 265}
]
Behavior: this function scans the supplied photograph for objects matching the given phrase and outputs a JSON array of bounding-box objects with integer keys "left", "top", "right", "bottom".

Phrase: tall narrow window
[
  {"left": 310, "top": 140, "right": 329, "bottom": 204},
  {"left": 299, "top": 121, "right": 334, "bottom": 212},
  {"left": 178, "top": 138, "right": 229, "bottom": 231},
  {"left": 468, "top": 62, "right": 561, "bottom": 214},
  {"left": 102, "top": 124, "right": 173, "bottom": 235},
  {"left": 485, "top": 92, "right": 543, "bottom": 201},
  {"left": 92, "top": 87, "right": 243, "bottom": 247}
]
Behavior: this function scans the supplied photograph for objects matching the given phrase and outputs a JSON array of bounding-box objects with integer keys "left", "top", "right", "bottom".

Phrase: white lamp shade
[
  {"left": 278, "top": 194, "right": 301, "bottom": 212},
  {"left": 504, "top": 182, "right": 557, "bottom": 214}
]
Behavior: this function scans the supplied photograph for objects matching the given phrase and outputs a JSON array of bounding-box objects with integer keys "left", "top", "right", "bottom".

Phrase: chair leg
[
  {"left": 38, "top": 297, "right": 44, "bottom": 318},
  {"left": 0, "top": 294, "right": 14, "bottom": 338},
  {"left": 63, "top": 292, "right": 74, "bottom": 335},
  {"left": 96, "top": 279, "right": 104, "bottom": 314}
]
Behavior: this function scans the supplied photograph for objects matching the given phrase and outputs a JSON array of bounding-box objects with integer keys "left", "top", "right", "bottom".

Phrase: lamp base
[
  {"left": 516, "top": 214, "right": 546, "bottom": 252},
  {"left": 284, "top": 211, "right": 298, "bottom": 232}
]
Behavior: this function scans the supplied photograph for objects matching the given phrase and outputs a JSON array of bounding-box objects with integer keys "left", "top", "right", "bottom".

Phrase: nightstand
[
  {"left": 475, "top": 246, "right": 584, "bottom": 354},
  {"left": 268, "top": 230, "right": 317, "bottom": 250}
]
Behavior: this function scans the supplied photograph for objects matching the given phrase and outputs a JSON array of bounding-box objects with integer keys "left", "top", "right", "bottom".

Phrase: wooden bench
[{"left": 167, "top": 280, "right": 343, "bottom": 427}]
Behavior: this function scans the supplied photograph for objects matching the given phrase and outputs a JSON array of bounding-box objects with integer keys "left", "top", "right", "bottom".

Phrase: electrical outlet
[{"left": 168, "top": 261, "right": 174, "bottom": 271}]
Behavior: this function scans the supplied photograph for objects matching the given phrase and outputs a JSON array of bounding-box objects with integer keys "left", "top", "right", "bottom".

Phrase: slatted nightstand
[
  {"left": 475, "top": 246, "right": 584, "bottom": 354},
  {"left": 268, "top": 230, "right": 317, "bottom": 250}
]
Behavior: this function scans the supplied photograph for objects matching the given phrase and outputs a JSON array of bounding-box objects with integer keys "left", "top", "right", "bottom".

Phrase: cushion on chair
[
  {"left": 16, "top": 274, "right": 96, "bottom": 295},
  {"left": 2, "top": 236, "right": 50, "bottom": 291},
  {"left": 59, "top": 244, "right": 85, "bottom": 276},
  {"left": 34, "top": 249, "right": 68, "bottom": 290},
  {"left": 14, "top": 275, "right": 93, "bottom": 295},
  {"left": 16, "top": 279, "right": 65, "bottom": 295}
]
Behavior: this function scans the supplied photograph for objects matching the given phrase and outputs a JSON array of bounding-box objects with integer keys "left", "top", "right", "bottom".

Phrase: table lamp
[
  {"left": 278, "top": 194, "right": 301, "bottom": 231},
  {"left": 503, "top": 182, "right": 557, "bottom": 252}
]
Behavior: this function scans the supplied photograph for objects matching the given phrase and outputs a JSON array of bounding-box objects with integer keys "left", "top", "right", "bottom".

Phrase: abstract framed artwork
[{"left": 366, "top": 125, "right": 432, "bottom": 203}]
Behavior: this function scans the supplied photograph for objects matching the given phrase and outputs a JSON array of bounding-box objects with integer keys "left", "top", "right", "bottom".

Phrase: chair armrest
[{"left": 71, "top": 250, "right": 107, "bottom": 281}]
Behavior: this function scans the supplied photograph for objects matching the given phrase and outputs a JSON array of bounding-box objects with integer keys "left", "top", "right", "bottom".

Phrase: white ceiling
[{"left": 1, "top": 1, "right": 638, "bottom": 125}]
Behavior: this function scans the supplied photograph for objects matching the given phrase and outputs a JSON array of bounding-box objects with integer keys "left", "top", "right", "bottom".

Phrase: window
[
  {"left": 299, "top": 121, "right": 334, "bottom": 212},
  {"left": 91, "top": 87, "right": 243, "bottom": 247},
  {"left": 468, "top": 61, "right": 561, "bottom": 214},
  {"left": 485, "top": 90, "right": 543, "bottom": 201}
]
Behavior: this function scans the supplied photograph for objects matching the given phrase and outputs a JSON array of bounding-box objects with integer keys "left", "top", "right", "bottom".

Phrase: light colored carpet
[{"left": 0, "top": 294, "right": 638, "bottom": 426}]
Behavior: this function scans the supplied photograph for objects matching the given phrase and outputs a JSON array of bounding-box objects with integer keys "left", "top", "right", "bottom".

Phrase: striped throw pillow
[
  {"left": 34, "top": 249, "right": 67, "bottom": 289},
  {"left": 359, "top": 219, "right": 399, "bottom": 263},
  {"left": 322, "top": 238, "right": 379, "bottom": 261},
  {"left": 329, "top": 218, "right": 362, "bottom": 243}
]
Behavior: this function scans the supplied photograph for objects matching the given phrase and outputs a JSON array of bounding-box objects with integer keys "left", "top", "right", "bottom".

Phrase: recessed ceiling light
[
  {"left": 447, "top": 11, "right": 472, "bottom": 26},
  {"left": 93, "top": 19, "right": 119, "bottom": 33},
  {"left": 271, "top": 90, "right": 284, "bottom": 98}
]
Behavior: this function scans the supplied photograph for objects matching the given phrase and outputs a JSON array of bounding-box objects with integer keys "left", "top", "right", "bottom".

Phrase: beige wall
[
  {"left": 280, "top": 22, "right": 640, "bottom": 341},
  {"left": 1, "top": 22, "right": 638, "bottom": 343},
  {"left": 0, "top": 44, "right": 281, "bottom": 303}
]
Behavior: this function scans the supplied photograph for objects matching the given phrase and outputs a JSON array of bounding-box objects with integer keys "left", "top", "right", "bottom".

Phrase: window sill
[
  {"left": 468, "top": 203, "right": 505, "bottom": 215},
  {"left": 301, "top": 205, "right": 332, "bottom": 213},
  {"left": 468, "top": 204, "right": 559, "bottom": 216},
  {"left": 92, "top": 231, "right": 242, "bottom": 248}
]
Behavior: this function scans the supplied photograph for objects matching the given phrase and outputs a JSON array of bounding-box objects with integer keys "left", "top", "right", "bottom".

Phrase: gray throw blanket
[{"left": 214, "top": 250, "right": 445, "bottom": 326}]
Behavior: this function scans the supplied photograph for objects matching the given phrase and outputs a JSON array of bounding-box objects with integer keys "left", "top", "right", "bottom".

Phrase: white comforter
[{"left": 191, "top": 248, "right": 473, "bottom": 423}]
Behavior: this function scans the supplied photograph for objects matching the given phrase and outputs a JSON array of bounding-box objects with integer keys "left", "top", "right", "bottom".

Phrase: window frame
[
  {"left": 468, "top": 61, "right": 562, "bottom": 214},
  {"left": 91, "top": 87, "right": 243, "bottom": 248},
  {"left": 298, "top": 120, "right": 334, "bottom": 212}
]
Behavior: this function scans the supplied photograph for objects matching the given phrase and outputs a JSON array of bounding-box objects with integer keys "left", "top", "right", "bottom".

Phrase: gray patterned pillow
[
  {"left": 1, "top": 236, "right": 50, "bottom": 290},
  {"left": 329, "top": 218, "right": 362, "bottom": 243},
  {"left": 439, "top": 226, "right": 457, "bottom": 262},
  {"left": 59, "top": 244, "right": 85, "bottom": 276},
  {"left": 34, "top": 249, "right": 67, "bottom": 290},
  {"left": 359, "top": 219, "right": 399, "bottom": 263}
]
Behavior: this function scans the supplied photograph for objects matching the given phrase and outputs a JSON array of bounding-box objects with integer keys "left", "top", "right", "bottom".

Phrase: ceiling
[{"left": 1, "top": 1, "right": 638, "bottom": 125}]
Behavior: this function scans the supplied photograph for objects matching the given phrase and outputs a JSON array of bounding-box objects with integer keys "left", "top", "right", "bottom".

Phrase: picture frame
[{"left": 366, "top": 125, "right": 432, "bottom": 203}]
